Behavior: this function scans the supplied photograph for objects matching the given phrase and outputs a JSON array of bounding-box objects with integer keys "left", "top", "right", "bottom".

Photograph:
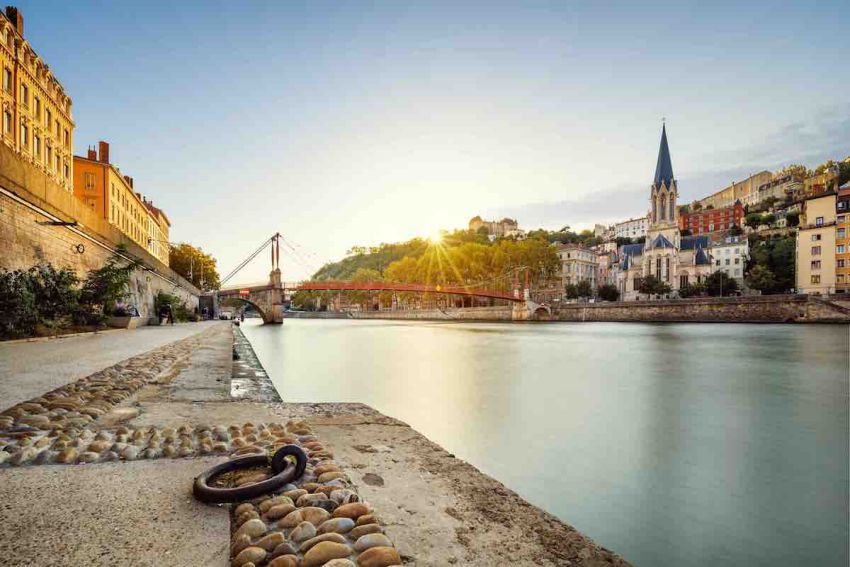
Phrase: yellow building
[
  {"left": 836, "top": 185, "right": 850, "bottom": 293},
  {"left": 0, "top": 7, "right": 74, "bottom": 191},
  {"left": 796, "top": 192, "right": 836, "bottom": 294},
  {"left": 698, "top": 171, "right": 772, "bottom": 210},
  {"left": 73, "top": 141, "right": 170, "bottom": 266},
  {"left": 804, "top": 167, "right": 840, "bottom": 197}
]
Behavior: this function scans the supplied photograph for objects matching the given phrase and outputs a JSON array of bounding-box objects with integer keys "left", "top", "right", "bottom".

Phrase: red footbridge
[{"left": 216, "top": 233, "right": 528, "bottom": 323}]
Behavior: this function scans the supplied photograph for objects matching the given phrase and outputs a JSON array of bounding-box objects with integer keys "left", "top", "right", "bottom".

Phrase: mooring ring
[{"left": 192, "top": 444, "right": 307, "bottom": 504}]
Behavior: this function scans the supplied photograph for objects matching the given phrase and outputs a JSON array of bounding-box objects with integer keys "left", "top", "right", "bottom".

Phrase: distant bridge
[{"left": 216, "top": 233, "right": 531, "bottom": 324}]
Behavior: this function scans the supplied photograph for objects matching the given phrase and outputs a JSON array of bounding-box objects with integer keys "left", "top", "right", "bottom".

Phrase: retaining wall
[
  {"left": 0, "top": 143, "right": 198, "bottom": 320},
  {"left": 285, "top": 296, "right": 850, "bottom": 323}
]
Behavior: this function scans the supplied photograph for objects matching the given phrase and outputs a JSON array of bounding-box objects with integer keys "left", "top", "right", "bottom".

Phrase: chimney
[
  {"left": 127, "top": 176, "right": 134, "bottom": 188},
  {"left": 5, "top": 7, "right": 23, "bottom": 37},
  {"left": 98, "top": 140, "right": 109, "bottom": 164},
  {"left": 86, "top": 145, "right": 96, "bottom": 160}
]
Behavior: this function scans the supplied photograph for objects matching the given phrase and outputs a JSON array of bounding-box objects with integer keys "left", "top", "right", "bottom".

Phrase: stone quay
[{"left": 0, "top": 321, "right": 629, "bottom": 566}]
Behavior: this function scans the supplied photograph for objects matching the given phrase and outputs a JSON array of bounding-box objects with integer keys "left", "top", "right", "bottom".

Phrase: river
[{"left": 241, "top": 319, "right": 849, "bottom": 567}]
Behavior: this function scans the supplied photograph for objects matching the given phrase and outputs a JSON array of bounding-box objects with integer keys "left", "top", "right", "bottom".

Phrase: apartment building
[
  {"left": 796, "top": 191, "right": 836, "bottom": 294},
  {"left": 0, "top": 6, "right": 74, "bottom": 191},
  {"left": 73, "top": 141, "right": 170, "bottom": 265}
]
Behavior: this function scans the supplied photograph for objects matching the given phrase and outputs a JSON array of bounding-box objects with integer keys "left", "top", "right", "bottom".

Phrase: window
[
  {"left": 811, "top": 234, "right": 822, "bottom": 241},
  {"left": 811, "top": 275, "right": 820, "bottom": 284},
  {"left": 46, "top": 145, "right": 52, "bottom": 166},
  {"left": 680, "top": 275, "right": 689, "bottom": 288},
  {"left": 33, "top": 96, "right": 40, "bottom": 119},
  {"left": 64, "top": 161, "right": 69, "bottom": 179},
  {"left": 19, "top": 121, "right": 27, "bottom": 147},
  {"left": 33, "top": 135, "right": 40, "bottom": 158},
  {"left": 734, "top": 258, "right": 740, "bottom": 264},
  {"left": 84, "top": 173, "right": 95, "bottom": 190},
  {"left": 45, "top": 109, "right": 51, "bottom": 128},
  {"left": 839, "top": 260, "right": 846, "bottom": 268},
  {"left": 63, "top": 129, "right": 69, "bottom": 149},
  {"left": 812, "top": 246, "right": 821, "bottom": 256},
  {"left": 2, "top": 67, "right": 10, "bottom": 92},
  {"left": 19, "top": 83, "right": 28, "bottom": 107},
  {"left": 838, "top": 228, "right": 846, "bottom": 238},
  {"left": 816, "top": 217, "right": 824, "bottom": 227},
  {"left": 725, "top": 258, "right": 730, "bottom": 266},
  {"left": 715, "top": 259, "right": 720, "bottom": 266},
  {"left": 734, "top": 269, "right": 740, "bottom": 276},
  {"left": 838, "top": 245, "right": 846, "bottom": 254},
  {"left": 839, "top": 215, "right": 846, "bottom": 223},
  {"left": 839, "top": 275, "right": 846, "bottom": 283},
  {"left": 3, "top": 110, "right": 11, "bottom": 135},
  {"left": 811, "top": 260, "right": 821, "bottom": 270}
]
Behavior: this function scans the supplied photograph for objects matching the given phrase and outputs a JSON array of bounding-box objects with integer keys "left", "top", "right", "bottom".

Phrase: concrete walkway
[{"left": 0, "top": 322, "right": 218, "bottom": 412}]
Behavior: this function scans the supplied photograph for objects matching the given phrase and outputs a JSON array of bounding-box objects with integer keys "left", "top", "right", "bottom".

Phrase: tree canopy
[{"left": 170, "top": 243, "right": 220, "bottom": 291}]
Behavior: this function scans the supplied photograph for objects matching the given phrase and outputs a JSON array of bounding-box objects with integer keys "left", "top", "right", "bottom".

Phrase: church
[{"left": 616, "top": 125, "right": 713, "bottom": 300}]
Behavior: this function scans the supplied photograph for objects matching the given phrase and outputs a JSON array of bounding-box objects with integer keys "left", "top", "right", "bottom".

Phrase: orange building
[{"left": 73, "top": 141, "right": 170, "bottom": 265}]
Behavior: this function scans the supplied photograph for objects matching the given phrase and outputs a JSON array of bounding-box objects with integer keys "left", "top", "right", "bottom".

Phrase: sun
[{"left": 428, "top": 230, "right": 443, "bottom": 244}]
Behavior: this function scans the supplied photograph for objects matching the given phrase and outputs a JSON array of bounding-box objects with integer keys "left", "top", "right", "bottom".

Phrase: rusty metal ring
[{"left": 192, "top": 444, "right": 307, "bottom": 504}]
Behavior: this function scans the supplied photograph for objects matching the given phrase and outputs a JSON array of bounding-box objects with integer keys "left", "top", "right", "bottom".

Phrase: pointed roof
[
  {"left": 695, "top": 247, "right": 710, "bottom": 265},
  {"left": 650, "top": 234, "right": 674, "bottom": 249},
  {"left": 653, "top": 124, "right": 675, "bottom": 187}
]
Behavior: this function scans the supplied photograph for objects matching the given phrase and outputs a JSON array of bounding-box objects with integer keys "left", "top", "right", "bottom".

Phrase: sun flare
[{"left": 428, "top": 231, "right": 444, "bottom": 244}]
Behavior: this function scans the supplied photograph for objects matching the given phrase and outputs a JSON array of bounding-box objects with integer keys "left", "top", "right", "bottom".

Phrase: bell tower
[{"left": 649, "top": 123, "right": 678, "bottom": 229}]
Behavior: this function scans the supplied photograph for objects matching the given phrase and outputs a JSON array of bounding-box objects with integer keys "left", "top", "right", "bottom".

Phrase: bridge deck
[{"left": 219, "top": 280, "right": 522, "bottom": 302}]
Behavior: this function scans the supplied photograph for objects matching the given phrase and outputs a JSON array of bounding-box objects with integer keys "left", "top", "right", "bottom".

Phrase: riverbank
[
  {"left": 0, "top": 321, "right": 629, "bottom": 566},
  {"left": 288, "top": 294, "right": 850, "bottom": 323}
]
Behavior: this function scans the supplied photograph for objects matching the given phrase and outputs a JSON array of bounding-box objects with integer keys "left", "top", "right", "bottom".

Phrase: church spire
[{"left": 653, "top": 123, "right": 674, "bottom": 187}]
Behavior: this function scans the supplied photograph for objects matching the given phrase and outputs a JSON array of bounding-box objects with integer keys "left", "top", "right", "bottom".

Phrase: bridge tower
[{"left": 267, "top": 233, "right": 284, "bottom": 324}]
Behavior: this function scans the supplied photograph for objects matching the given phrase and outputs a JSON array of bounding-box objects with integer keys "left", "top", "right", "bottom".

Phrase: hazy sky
[{"left": 17, "top": 0, "right": 848, "bottom": 281}]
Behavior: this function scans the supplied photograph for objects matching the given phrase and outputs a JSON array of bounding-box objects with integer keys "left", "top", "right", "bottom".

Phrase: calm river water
[{"left": 241, "top": 319, "right": 849, "bottom": 567}]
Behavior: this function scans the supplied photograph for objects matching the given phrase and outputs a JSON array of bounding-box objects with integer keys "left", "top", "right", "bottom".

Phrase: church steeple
[{"left": 653, "top": 123, "right": 674, "bottom": 187}]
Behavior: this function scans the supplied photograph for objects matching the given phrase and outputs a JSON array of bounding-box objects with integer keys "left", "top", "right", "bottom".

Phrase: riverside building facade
[
  {"left": 679, "top": 201, "right": 744, "bottom": 236},
  {"left": 796, "top": 191, "right": 837, "bottom": 294},
  {"left": 0, "top": 6, "right": 74, "bottom": 192},
  {"left": 73, "top": 141, "right": 170, "bottom": 266}
]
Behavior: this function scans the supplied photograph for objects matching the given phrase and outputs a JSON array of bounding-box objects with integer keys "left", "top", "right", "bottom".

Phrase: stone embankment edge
[{"left": 286, "top": 294, "right": 850, "bottom": 323}]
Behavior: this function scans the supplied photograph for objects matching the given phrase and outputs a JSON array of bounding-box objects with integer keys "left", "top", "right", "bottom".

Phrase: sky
[{"left": 15, "top": 0, "right": 849, "bottom": 281}]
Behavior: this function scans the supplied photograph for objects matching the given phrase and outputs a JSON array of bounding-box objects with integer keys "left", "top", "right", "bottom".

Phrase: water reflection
[{"left": 242, "top": 320, "right": 849, "bottom": 567}]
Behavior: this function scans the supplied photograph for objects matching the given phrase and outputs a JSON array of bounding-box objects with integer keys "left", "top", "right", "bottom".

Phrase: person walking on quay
[{"left": 166, "top": 304, "right": 174, "bottom": 325}]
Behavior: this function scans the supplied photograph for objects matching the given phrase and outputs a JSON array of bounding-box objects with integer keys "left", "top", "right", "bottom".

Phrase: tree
[
  {"left": 576, "top": 280, "right": 593, "bottom": 298},
  {"left": 777, "top": 164, "right": 811, "bottom": 180},
  {"left": 678, "top": 282, "right": 705, "bottom": 298},
  {"left": 170, "top": 243, "right": 220, "bottom": 291},
  {"left": 705, "top": 271, "right": 739, "bottom": 296},
  {"left": 638, "top": 275, "right": 671, "bottom": 297},
  {"left": 728, "top": 225, "right": 744, "bottom": 236},
  {"left": 565, "top": 284, "right": 579, "bottom": 299},
  {"left": 597, "top": 283, "right": 619, "bottom": 301},
  {"left": 615, "top": 237, "right": 634, "bottom": 246},
  {"left": 748, "top": 235, "right": 795, "bottom": 293},
  {"left": 745, "top": 213, "right": 764, "bottom": 228},
  {"left": 785, "top": 211, "right": 800, "bottom": 227},
  {"left": 746, "top": 264, "right": 777, "bottom": 293},
  {"left": 79, "top": 250, "right": 141, "bottom": 319}
]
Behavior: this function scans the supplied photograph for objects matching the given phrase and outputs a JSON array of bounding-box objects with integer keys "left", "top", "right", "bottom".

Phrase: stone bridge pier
[{"left": 219, "top": 269, "right": 284, "bottom": 324}]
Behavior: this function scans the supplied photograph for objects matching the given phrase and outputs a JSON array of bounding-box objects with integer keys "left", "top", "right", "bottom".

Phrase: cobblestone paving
[{"left": 0, "top": 325, "right": 401, "bottom": 567}]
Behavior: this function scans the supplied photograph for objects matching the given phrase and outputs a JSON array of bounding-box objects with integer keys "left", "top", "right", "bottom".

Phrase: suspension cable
[{"left": 220, "top": 236, "right": 273, "bottom": 287}]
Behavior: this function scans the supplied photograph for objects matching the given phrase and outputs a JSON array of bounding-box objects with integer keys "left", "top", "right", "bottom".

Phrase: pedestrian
[{"left": 166, "top": 304, "right": 174, "bottom": 325}]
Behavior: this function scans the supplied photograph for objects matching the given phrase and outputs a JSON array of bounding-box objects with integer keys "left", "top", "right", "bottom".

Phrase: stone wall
[
  {"left": 553, "top": 295, "right": 850, "bottom": 323},
  {"left": 0, "top": 142, "right": 198, "bottom": 321},
  {"left": 283, "top": 296, "right": 850, "bottom": 323}
]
